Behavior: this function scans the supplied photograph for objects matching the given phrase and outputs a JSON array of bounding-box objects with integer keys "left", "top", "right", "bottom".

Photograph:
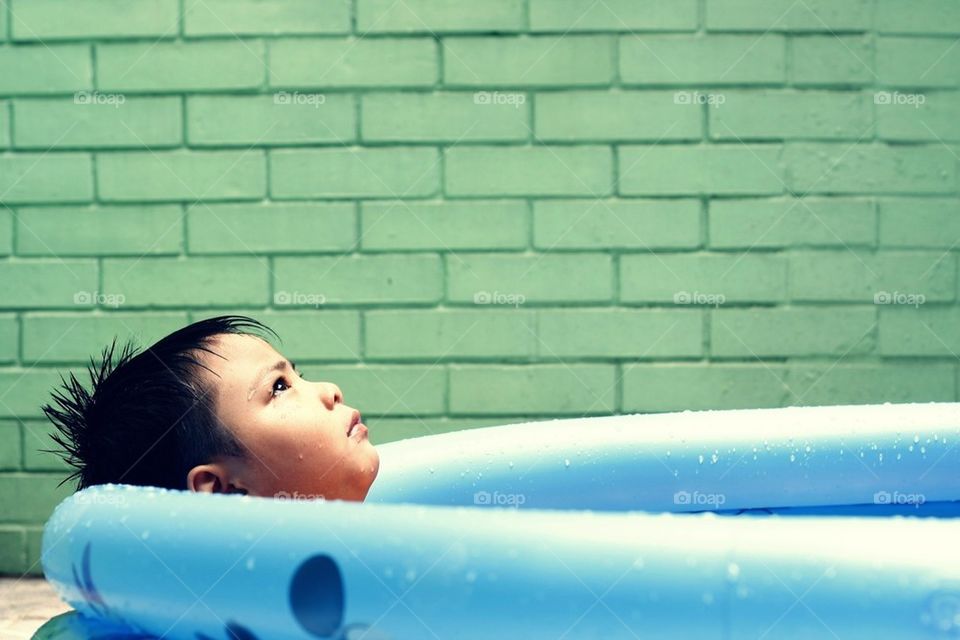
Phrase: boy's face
[{"left": 193, "top": 333, "right": 379, "bottom": 501}]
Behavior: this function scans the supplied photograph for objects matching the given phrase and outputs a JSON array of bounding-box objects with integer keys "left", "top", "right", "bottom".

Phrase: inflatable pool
[{"left": 36, "top": 403, "right": 960, "bottom": 639}]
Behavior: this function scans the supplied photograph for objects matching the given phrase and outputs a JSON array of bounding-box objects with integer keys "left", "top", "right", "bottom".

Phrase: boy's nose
[{"left": 318, "top": 382, "right": 343, "bottom": 410}]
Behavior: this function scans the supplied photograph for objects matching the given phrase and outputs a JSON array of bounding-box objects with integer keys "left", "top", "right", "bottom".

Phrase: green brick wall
[{"left": 1, "top": 0, "right": 959, "bottom": 575}]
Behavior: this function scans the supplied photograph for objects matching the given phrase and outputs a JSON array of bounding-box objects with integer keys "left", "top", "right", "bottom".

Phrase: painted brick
[
  {"left": 443, "top": 36, "right": 614, "bottom": 87},
  {"left": 13, "top": 96, "right": 181, "bottom": 149},
  {"left": 185, "top": 0, "right": 351, "bottom": 36},
  {"left": 620, "top": 35, "right": 785, "bottom": 85},
  {"left": 366, "top": 310, "right": 536, "bottom": 360},
  {"left": 0, "top": 315, "right": 16, "bottom": 363},
  {"left": 0, "top": 45, "right": 92, "bottom": 94},
  {"left": 709, "top": 198, "right": 876, "bottom": 249},
  {"left": 270, "top": 148, "right": 439, "bottom": 199},
  {"left": 0, "top": 102, "right": 8, "bottom": 148},
  {"left": 619, "top": 145, "right": 784, "bottom": 196},
  {"left": 0, "top": 154, "right": 93, "bottom": 204},
  {"left": 792, "top": 36, "right": 874, "bottom": 86},
  {"left": 269, "top": 38, "right": 437, "bottom": 88},
  {"left": 712, "top": 307, "right": 876, "bottom": 357},
  {"left": 876, "top": 0, "right": 960, "bottom": 35},
  {"left": 21, "top": 312, "right": 187, "bottom": 363},
  {"left": 97, "top": 150, "right": 266, "bottom": 202},
  {"left": 11, "top": 0, "right": 178, "bottom": 40},
  {"left": 361, "top": 200, "right": 528, "bottom": 251},
  {"left": 0, "top": 370, "right": 70, "bottom": 418},
  {"left": 621, "top": 254, "right": 787, "bottom": 303},
  {"left": 706, "top": 0, "right": 872, "bottom": 31},
  {"left": 274, "top": 255, "right": 443, "bottom": 305},
  {"left": 0, "top": 528, "right": 25, "bottom": 574},
  {"left": 0, "top": 421, "right": 20, "bottom": 470},
  {"left": 535, "top": 90, "right": 702, "bottom": 141},
  {"left": 710, "top": 90, "right": 872, "bottom": 140},
  {"left": 309, "top": 365, "right": 445, "bottom": 416},
  {"left": 358, "top": 0, "right": 524, "bottom": 33},
  {"left": 97, "top": 41, "right": 265, "bottom": 92},
  {"left": 0, "top": 473, "right": 74, "bottom": 522},
  {"left": 785, "top": 144, "right": 956, "bottom": 195},
  {"left": 187, "top": 94, "right": 355, "bottom": 146},
  {"left": 623, "top": 364, "right": 790, "bottom": 411},
  {"left": 22, "top": 420, "right": 69, "bottom": 471},
  {"left": 538, "top": 309, "right": 703, "bottom": 358},
  {"left": 17, "top": 205, "right": 182, "bottom": 255},
  {"left": 530, "top": 0, "right": 698, "bottom": 32},
  {"left": 102, "top": 257, "right": 270, "bottom": 307},
  {"left": 361, "top": 92, "right": 529, "bottom": 143},
  {"left": 879, "top": 198, "right": 960, "bottom": 248},
  {"left": 790, "top": 252, "right": 955, "bottom": 302},
  {"left": 534, "top": 199, "right": 701, "bottom": 249},
  {"left": 877, "top": 37, "right": 960, "bottom": 88},
  {"left": 880, "top": 307, "right": 960, "bottom": 357},
  {"left": 787, "top": 364, "right": 955, "bottom": 405},
  {"left": 450, "top": 365, "right": 616, "bottom": 415},
  {"left": 446, "top": 253, "right": 613, "bottom": 304},
  {"left": 0, "top": 261, "right": 98, "bottom": 309},
  {"left": 187, "top": 202, "right": 356, "bottom": 254},
  {"left": 0, "top": 208, "right": 12, "bottom": 255},
  {"left": 445, "top": 146, "right": 612, "bottom": 197},
  {"left": 215, "top": 310, "right": 362, "bottom": 362},
  {"left": 369, "top": 418, "right": 505, "bottom": 445},
  {"left": 876, "top": 91, "right": 960, "bottom": 141}
]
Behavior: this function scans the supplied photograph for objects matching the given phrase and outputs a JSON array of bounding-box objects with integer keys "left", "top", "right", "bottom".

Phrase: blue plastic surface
[{"left": 39, "top": 403, "right": 960, "bottom": 639}]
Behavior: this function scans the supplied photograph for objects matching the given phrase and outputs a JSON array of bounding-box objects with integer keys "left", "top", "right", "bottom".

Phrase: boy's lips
[{"left": 347, "top": 410, "right": 364, "bottom": 438}]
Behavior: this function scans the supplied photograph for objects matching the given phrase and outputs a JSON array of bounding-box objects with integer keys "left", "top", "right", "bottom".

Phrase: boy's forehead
[{"left": 207, "top": 333, "right": 281, "bottom": 375}]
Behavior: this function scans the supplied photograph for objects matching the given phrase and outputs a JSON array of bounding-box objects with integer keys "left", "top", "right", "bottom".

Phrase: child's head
[{"left": 43, "top": 315, "right": 379, "bottom": 501}]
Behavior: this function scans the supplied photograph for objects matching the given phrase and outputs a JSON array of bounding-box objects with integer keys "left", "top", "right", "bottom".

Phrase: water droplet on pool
[
  {"left": 710, "top": 453, "right": 719, "bottom": 464},
  {"left": 914, "top": 435, "right": 920, "bottom": 444},
  {"left": 698, "top": 455, "right": 704, "bottom": 464},
  {"left": 564, "top": 459, "right": 570, "bottom": 468},
  {"left": 789, "top": 454, "right": 796, "bottom": 462}
]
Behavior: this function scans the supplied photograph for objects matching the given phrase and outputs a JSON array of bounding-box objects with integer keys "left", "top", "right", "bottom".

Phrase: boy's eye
[{"left": 271, "top": 377, "right": 291, "bottom": 397}]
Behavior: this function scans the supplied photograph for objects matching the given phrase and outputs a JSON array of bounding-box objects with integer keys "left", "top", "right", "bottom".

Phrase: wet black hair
[{"left": 42, "top": 315, "right": 279, "bottom": 491}]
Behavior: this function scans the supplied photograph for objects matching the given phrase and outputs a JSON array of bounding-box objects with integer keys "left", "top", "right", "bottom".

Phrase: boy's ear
[{"left": 186, "top": 462, "right": 248, "bottom": 495}]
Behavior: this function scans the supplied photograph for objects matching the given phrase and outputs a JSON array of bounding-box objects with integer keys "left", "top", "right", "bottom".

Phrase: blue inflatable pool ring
[{"left": 37, "top": 403, "right": 960, "bottom": 639}]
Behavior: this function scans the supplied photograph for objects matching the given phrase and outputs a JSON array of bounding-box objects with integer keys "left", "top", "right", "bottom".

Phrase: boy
[{"left": 42, "top": 315, "right": 380, "bottom": 501}]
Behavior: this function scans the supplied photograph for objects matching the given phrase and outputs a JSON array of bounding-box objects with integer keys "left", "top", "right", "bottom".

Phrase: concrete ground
[{"left": 0, "top": 577, "right": 71, "bottom": 639}]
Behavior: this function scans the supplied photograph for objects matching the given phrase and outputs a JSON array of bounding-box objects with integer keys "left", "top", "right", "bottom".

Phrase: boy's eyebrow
[{"left": 247, "top": 359, "right": 295, "bottom": 399}]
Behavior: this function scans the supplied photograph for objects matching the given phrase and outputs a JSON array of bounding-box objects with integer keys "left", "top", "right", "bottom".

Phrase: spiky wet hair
[{"left": 42, "top": 315, "right": 279, "bottom": 491}]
